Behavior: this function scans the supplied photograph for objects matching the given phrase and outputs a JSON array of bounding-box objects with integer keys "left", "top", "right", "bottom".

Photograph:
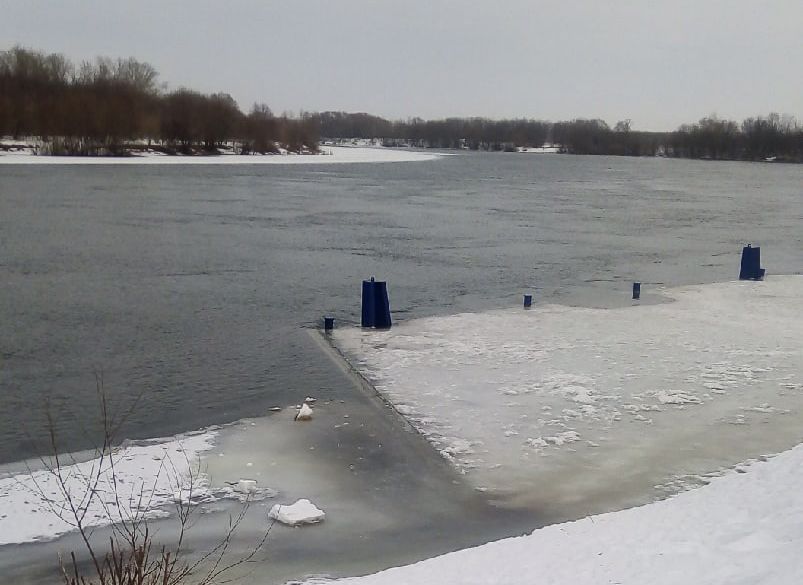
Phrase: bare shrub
[{"left": 25, "top": 374, "right": 272, "bottom": 585}]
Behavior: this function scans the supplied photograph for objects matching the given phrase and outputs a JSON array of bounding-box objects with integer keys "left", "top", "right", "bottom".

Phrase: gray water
[{"left": 1, "top": 153, "right": 802, "bottom": 464}]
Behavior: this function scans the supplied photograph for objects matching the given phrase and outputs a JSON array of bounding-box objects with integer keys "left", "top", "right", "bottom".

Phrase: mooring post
[
  {"left": 323, "top": 316, "right": 334, "bottom": 332},
  {"left": 372, "top": 280, "right": 392, "bottom": 329},
  {"left": 361, "top": 277, "right": 392, "bottom": 329},
  {"left": 632, "top": 282, "right": 641, "bottom": 300},
  {"left": 361, "top": 277, "right": 376, "bottom": 327},
  {"left": 739, "top": 244, "right": 765, "bottom": 280},
  {"left": 523, "top": 294, "right": 533, "bottom": 308}
]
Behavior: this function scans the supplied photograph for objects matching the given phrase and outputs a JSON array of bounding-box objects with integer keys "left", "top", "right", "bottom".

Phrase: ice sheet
[{"left": 334, "top": 277, "right": 803, "bottom": 511}]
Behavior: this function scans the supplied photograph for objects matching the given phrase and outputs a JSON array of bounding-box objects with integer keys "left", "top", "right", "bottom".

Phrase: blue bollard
[
  {"left": 372, "top": 281, "right": 392, "bottom": 329},
  {"left": 739, "top": 245, "right": 765, "bottom": 280},
  {"left": 361, "top": 277, "right": 392, "bottom": 329},
  {"left": 324, "top": 316, "right": 334, "bottom": 331},
  {"left": 361, "top": 278, "right": 376, "bottom": 327},
  {"left": 632, "top": 282, "right": 641, "bottom": 300},
  {"left": 523, "top": 294, "right": 533, "bottom": 308}
]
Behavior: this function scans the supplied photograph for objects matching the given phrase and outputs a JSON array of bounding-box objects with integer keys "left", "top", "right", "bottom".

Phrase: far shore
[{"left": 0, "top": 145, "right": 443, "bottom": 165}]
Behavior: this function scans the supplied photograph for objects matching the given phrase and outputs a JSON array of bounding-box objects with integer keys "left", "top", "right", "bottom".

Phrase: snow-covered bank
[
  {"left": 0, "top": 146, "right": 442, "bottom": 165},
  {"left": 517, "top": 145, "right": 560, "bottom": 153},
  {"left": 0, "top": 429, "right": 218, "bottom": 545},
  {"left": 334, "top": 277, "right": 803, "bottom": 511},
  {"left": 310, "top": 441, "right": 803, "bottom": 585}
]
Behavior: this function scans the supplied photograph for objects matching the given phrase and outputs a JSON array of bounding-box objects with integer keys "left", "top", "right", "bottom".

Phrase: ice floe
[{"left": 269, "top": 499, "right": 325, "bottom": 526}]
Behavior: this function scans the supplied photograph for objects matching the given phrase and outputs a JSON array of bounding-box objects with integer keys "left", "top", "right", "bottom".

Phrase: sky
[{"left": 2, "top": 0, "right": 801, "bottom": 131}]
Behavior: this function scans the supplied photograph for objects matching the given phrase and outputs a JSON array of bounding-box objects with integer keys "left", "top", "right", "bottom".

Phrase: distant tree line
[
  {"left": 669, "top": 114, "right": 802, "bottom": 161},
  {"left": 317, "top": 112, "right": 803, "bottom": 162},
  {"left": 317, "top": 111, "right": 550, "bottom": 151},
  {"left": 0, "top": 46, "right": 318, "bottom": 155},
  {"left": 4, "top": 46, "right": 801, "bottom": 162}
]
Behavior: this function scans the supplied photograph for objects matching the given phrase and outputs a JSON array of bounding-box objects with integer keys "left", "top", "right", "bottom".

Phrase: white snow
[
  {"left": 232, "top": 478, "right": 259, "bottom": 494},
  {"left": 0, "top": 430, "right": 218, "bottom": 545},
  {"left": 308, "top": 442, "right": 803, "bottom": 585},
  {"left": 0, "top": 146, "right": 441, "bottom": 165},
  {"left": 268, "top": 498, "right": 325, "bottom": 526},
  {"left": 334, "top": 277, "right": 803, "bottom": 511},
  {"left": 516, "top": 145, "right": 560, "bottom": 154}
]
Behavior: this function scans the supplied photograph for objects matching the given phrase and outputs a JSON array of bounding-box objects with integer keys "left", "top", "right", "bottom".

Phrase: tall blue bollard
[
  {"left": 739, "top": 245, "right": 765, "bottom": 280},
  {"left": 632, "top": 282, "right": 641, "bottom": 300},
  {"left": 361, "top": 278, "right": 392, "bottom": 329},
  {"left": 373, "top": 281, "right": 392, "bottom": 329},
  {"left": 523, "top": 294, "right": 533, "bottom": 308},
  {"left": 361, "top": 279, "right": 376, "bottom": 327}
]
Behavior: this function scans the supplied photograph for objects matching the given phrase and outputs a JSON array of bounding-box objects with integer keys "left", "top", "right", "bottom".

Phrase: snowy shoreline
[
  {"left": 0, "top": 145, "right": 442, "bottom": 165},
  {"left": 310, "top": 441, "right": 803, "bottom": 585}
]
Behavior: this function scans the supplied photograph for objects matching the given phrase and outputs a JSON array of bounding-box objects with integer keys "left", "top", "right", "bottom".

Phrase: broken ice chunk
[{"left": 268, "top": 499, "right": 325, "bottom": 526}]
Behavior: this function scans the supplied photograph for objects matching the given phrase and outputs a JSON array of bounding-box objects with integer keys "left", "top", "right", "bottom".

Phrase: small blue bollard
[
  {"left": 324, "top": 316, "right": 334, "bottom": 331},
  {"left": 523, "top": 294, "right": 533, "bottom": 308},
  {"left": 632, "top": 282, "right": 641, "bottom": 300}
]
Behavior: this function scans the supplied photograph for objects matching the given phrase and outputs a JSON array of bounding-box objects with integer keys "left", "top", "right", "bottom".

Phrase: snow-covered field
[
  {"left": 0, "top": 430, "right": 219, "bottom": 545},
  {"left": 310, "top": 441, "right": 803, "bottom": 585},
  {"left": 334, "top": 277, "right": 803, "bottom": 512},
  {"left": 0, "top": 145, "right": 441, "bottom": 165}
]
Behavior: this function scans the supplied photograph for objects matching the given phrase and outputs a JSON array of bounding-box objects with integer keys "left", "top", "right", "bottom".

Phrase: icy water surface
[
  {"left": 1, "top": 153, "right": 803, "bottom": 582},
  {"left": 2, "top": 153, "right": 802, "bottom": 462}
]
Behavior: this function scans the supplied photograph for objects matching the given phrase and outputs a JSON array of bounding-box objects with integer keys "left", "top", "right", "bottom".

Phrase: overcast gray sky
[{"left": 2, "top": 0, "right": 801, "bottom": 130}]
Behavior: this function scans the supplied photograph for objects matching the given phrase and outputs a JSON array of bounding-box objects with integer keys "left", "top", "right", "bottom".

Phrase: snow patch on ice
[
  {"left": 655, "top": 390, "right": 702, "bottom": 405},
  {"left": 0, "top": 430, "right": 218, "bottom": 545},
  {"left": 526, "top": 431, "right": 581, "bottom": 449}
]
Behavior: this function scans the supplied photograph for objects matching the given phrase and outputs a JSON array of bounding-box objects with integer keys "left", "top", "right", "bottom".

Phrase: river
[{"left": 1, "top": 152, "right": 801, "bottom": 582}]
